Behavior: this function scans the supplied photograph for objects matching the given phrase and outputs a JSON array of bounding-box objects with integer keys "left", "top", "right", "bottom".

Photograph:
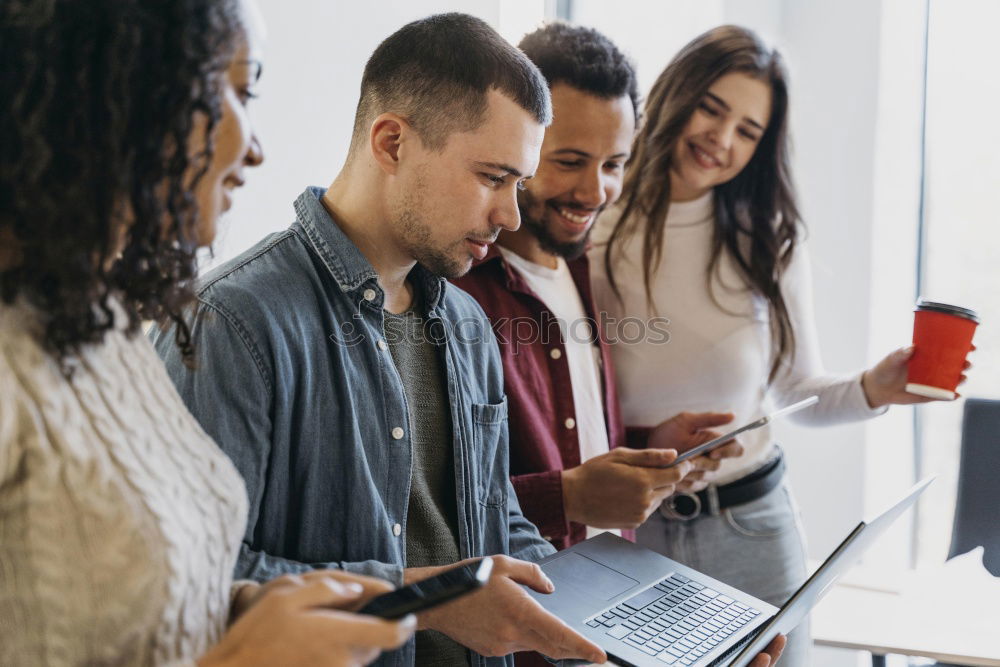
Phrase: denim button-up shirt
[{"left": 152, "top": 187, "right": 555, "bottom": 667}]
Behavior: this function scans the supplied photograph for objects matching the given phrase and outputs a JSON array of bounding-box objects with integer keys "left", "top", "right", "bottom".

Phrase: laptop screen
[{"left": 727, "top": 477, "right": 934, "bottom": 667}]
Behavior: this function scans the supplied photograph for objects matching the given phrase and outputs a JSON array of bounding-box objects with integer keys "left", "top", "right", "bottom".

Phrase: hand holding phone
[
  {"left": 358, "top": 557, "right": 494, "bottom": 619},
  {"left": 667, "top": 396, "right": 820, "bottom": 467}
]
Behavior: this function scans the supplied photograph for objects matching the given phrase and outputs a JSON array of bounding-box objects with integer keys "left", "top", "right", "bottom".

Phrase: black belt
[{"left": 660, "top": 449, "right": 786, "bottom": 521}]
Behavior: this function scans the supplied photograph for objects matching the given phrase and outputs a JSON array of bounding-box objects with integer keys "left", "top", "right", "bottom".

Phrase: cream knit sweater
[{"left": 0, "top": 302, "right": 248, "bottom": 665}]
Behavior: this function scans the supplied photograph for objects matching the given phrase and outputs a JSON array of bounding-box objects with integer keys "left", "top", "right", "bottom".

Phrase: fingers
[
  {"left": 264, "top": 573, "right": 306, "bottom": 591},
  {"left": 644, "top": 459, "right": 692, "bottom": 489},
  {"left": 677, "top": 411, "right": 735, "bottom": 430},
  {"left": 523, "top": 607, "right": 606, "bottom": 663},
  {"left": 311, "top": 609, "right": 417, "bottom": 650},
  {"left": 691, "top": 429, "right": 724, "bottom": 446},
  {"left": 889, "top": 346, "right": 914, "bottom": 363},
  {"left": 310, "top": 569, "right": 395, "bottom": 590},
  {"left": 497, "top": 557, "right": 555, "bottom": 594},
  {"left": 690, "top": 456, "right": 721, "bottom": 472},
  {"left": 613, "top": 447, "right": 678, "bottom": 467},
  {"left": 277, "top": 576, "right": 365, "bottom": 611},
  {"left": 305, "top": 569, "right": 395, "bottom": 611},
  {"left": 876, "top": 346, "right": 913, "bottom": 373},
  {"left": 710, "top": 440, "right": 744, "bottom": 460},
  {"left": 764, "top": 633, "right": 787, "bottom": 662},
  {"left": 746, "top": 634, "right": 786, "bottom": 665},
  {"left": 678, "top": 479, "right": 709, "bottom": 493},
  {"left": 299, "top": 569, "right": 395, "bottom": 597}
]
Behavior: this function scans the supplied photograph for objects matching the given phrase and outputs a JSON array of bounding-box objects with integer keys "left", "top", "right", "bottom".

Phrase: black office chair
[{"left": 947, "top": 397, "right": 1000, "bottom": 576}]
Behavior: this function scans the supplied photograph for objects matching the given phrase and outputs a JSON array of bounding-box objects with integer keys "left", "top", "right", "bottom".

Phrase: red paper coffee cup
[{"left": 906, "top": 299, "right": 979, "bottom": 400}]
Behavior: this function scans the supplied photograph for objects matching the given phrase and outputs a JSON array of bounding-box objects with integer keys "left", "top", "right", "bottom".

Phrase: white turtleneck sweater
[
  {"left": 0, "top": 301, "right": 249, "bottom": 665},
  {"left": 588, "top": 192, "right": 884, "bottom": 485}
]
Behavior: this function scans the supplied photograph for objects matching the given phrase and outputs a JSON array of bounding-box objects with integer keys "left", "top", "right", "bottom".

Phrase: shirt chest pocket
[{"left": 470, "top": 398, "right": 509, "bottom": 508}]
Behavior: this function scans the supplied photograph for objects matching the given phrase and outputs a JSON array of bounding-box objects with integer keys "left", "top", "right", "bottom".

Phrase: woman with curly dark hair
[{"left": 0, "top": 0, "right": 414, "bottom": 664}]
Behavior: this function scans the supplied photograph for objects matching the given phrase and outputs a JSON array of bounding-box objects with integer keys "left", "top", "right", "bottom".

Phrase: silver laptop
[{"left": 527, "top": 478, "right": 933, "bottom": 666}]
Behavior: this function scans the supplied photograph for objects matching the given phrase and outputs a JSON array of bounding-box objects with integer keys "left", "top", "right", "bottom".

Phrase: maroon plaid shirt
[{"left": 453, "top": 247, "right": 636, "bottom": 552}]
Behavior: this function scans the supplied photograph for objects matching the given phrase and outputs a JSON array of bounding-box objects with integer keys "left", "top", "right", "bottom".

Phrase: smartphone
[
  {"left": 668, "top": 396, "right": 820, "bottom": 467},
  {"left": 358, "top": 557, "right": 494, "bottom": 619}
]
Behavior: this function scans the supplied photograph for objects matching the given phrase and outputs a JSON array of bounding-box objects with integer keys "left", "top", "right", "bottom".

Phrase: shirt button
[
  {"left": 564, "top": 418, "right": 576, "bottom": 430},
  {"left": 377, "top": 340, "right": 388, "bottom": 351},
  {"left": 391, "top": 427, "right": 404, "bottom": 440},
  {"left": 549, "top": 348, "right": 562, "bottom": 360},
  {"left": 392, "top": 523, "right": 402, "bottom": 537},
  {"left": 363, "top": 288, "right": 377, "bottom": 302}
]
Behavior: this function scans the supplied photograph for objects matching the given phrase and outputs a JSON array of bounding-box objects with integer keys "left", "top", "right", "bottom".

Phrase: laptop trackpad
[{"left": 545, "top": 552, "right": 639, "bottom": 600}]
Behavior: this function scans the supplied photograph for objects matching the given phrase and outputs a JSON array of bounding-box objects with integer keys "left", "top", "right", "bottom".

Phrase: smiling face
[
  {"left": 670, "top": 71, "right": 772, "bottom": 202},
  {"left": 389, "top": 89, "right": 545, "bottom": 278},
  {"left": 516, "top": 84, "right": 635, "bottom": 259},
  {"left": 189, "top": 1, "right": 265, "bottom": 246}
]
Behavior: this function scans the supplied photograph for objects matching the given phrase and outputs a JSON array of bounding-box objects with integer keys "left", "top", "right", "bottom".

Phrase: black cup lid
[{"left": 915, "top": 299, "right": 980, "bottom": 323}]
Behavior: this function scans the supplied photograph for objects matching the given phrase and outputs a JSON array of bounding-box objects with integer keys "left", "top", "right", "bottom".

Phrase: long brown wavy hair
[
  {"left": 603, "top": 25, "right": 800, "bottom": 382},
  {"left": 0, "top": 0, "right": 241, "bottom": 367}
]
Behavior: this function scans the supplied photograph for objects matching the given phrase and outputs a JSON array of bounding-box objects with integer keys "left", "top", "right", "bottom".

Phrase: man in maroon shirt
[{"left": 454, "top": 22, "right": 743, "bottom": 552}]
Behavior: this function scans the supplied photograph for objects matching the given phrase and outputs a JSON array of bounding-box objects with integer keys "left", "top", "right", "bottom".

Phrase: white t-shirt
[
  {"left": 498, "top": 248, "right": 615, "bottom": 538},
  {"left": 589, "top": 192, "right": 885, "bottom": 485}
]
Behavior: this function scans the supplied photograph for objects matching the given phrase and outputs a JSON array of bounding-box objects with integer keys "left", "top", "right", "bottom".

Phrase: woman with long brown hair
[
  {"left": 590, "top": 25, "right": 952, "bottom": 664},
  {"left": 0, "top": 1, "right": 413, "bottom": 663}
]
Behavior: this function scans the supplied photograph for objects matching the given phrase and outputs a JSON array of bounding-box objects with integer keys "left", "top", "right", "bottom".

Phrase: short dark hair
[
  {"left": 349, "top": 13, "right": 551, "bottom": 153},
  {"left": 518, "top": 22, "right": 639, "bottom": 122},
  {"left": 1, "top": 0, "right": 242, "bottom": 365}
]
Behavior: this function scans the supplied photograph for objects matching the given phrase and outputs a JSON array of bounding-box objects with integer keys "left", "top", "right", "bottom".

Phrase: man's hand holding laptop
[{"left": 408, "top": 555, "right": 608, "bottom": 663}]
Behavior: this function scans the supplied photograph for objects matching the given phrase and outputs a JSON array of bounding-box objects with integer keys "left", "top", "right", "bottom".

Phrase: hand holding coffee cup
[
  {"left": 904, "top": 300, "right": 979, "bottom": 400},
  {"left": 860, "top": 300, "right": 976, "bottom": 408}
]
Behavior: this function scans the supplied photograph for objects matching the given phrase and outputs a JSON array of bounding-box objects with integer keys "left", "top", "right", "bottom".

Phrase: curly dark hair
[
  {"left": 518, "top": 22, "right": 640, "bottom": 124},
  {"left": 1, "top": 0, "right": 242, "bottom": 366}
]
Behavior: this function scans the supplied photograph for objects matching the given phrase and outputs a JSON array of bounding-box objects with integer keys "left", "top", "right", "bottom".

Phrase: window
[{"left": 915, "top": 0, "right": 1000, "bottom": 565}]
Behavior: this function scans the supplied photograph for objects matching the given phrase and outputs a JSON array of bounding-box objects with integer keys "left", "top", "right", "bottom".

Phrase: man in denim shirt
[{"left": 152, "top": 13, "right": 606, "bottom": 667}]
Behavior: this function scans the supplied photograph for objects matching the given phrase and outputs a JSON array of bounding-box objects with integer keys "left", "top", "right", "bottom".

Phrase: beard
[
  {"left": 517, "top": 196, "right": 596, "bottom": 261},
  {"left": 394, "top": 179, "right": 487, "bottom": 279},
  {"left": 396, "top": 207, "right": 470, "bottom": 279}
]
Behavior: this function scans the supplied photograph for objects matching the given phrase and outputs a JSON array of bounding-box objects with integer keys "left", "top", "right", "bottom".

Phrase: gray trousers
[{"left": 636, "top": 480, "right": 811, "bottom": 666}]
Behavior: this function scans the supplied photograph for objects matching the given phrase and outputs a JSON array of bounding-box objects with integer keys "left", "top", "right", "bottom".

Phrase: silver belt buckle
[{"left": 659, "top": 491, "right": 702, "bottom": 521}]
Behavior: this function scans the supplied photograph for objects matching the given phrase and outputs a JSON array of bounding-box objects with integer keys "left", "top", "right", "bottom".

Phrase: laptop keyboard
[{"left": 585, "top": 573, "right": 762, "bottom": 665}]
